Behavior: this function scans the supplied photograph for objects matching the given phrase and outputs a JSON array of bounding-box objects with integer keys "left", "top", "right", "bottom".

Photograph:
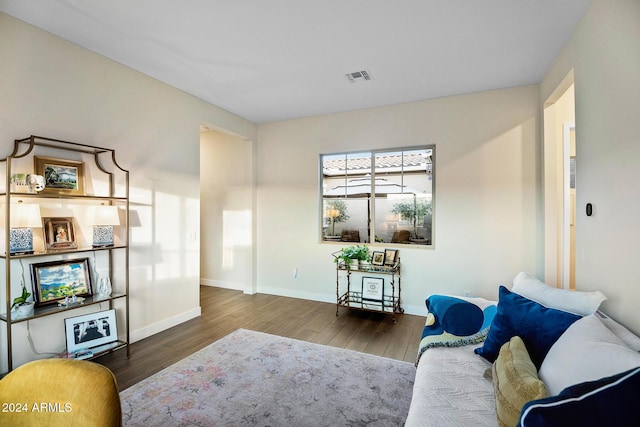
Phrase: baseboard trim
[
  {"left": 130, "top": 307, "right": 201, "bottom": 343},
  {"left": 200, "top": 281, "right": 424, "bottom": 316},
  {"left": 255, "top": 285, "right": 424, "bottom": 317},
  {"left": 201, "top": 278, "right": 243, "bottom": 291}
]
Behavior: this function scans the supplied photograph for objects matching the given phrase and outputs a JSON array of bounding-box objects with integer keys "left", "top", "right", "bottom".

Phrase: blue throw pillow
[
  {"left": 416, "top": 295, "right": 497, "bottom": 364},
  {"left": 518, "top": 367, "right": 640, "bottom": 427},
  {"left": 425, "top": 295, "right": 484, "bottom": 336},
  {"left": 475, "top": 286, "right": 581, "bottom": 368}
]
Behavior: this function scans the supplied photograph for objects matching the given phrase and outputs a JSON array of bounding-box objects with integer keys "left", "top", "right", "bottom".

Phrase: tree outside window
[
  {"left": 324, "top": 199, "right": 349, "bottom": 237},
  {"left": 391, "top": 196, "right": 432, "bottom": 240}
]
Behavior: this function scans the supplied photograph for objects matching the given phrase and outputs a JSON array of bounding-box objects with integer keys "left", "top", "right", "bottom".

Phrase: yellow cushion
[
  {"left": 0, "top": 359, "right": 121, "bottom": 426},
  {"left": 493, "top": 336, "right": 547, "bottom": 427}
]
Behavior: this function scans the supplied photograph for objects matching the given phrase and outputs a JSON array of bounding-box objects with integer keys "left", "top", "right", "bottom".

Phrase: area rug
[{"left": 120, "top": 329, "right": 415, "bottom": 426}]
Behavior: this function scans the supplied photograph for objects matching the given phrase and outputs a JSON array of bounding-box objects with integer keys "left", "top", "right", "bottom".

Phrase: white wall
[
  {"left": 200, "top": 130, "right": 255, "bottom": 293},
  {"left": 541, "top": 0, "right": 640, "bottom": 334},
  {"left": 0, "top": 13, "right": 256, "bottom": 371},
  {"left": 256, "top": 85, "right": 541, "bottom": 315}
]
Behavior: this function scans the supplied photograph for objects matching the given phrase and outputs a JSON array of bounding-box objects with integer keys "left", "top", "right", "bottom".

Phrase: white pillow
[
  {"left": 598, "top": 312, "right": 640, "bottom": 352},
  {"left": 512, "top": 271, "right": 606, "bottom": 316},
  {"left": 539, "top": 314, "right": 640, "bottom": 396}
]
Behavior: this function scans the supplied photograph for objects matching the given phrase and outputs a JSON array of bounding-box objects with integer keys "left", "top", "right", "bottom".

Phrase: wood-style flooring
[{"left": 97, "top": 286, "right": 426, "bottom": 391}]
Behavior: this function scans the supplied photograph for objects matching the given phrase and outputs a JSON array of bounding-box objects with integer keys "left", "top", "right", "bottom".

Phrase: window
[{"left": 321, "top": 146, "right": 434, "bottom": 246}]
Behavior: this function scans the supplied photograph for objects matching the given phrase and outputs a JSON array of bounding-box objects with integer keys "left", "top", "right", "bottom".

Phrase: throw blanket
[{"left": 416, "top": 295, "right": 497, "bottom": 364}]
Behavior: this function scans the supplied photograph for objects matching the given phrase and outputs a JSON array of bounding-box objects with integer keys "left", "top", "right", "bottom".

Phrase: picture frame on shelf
[
  {"left": 384, "top": 248, "right": 399, "bottom": 266},
  {"left": 362, "top": 276, "right": 384, "bottom": 302},
  {"left": 34, "top": 156, "right": 85, "bottom": 196},
  {"left": 42, "top": 217, "right": 78, "bottom": 251},
  {"left": 30, "top": 257, "right": 93, "bottom": 306},
  {"left": 64, "top": 309, "right": 118, "bottom": 353},
  {"left": 371, "top": 251, "right": 385, "bottom": 266}
]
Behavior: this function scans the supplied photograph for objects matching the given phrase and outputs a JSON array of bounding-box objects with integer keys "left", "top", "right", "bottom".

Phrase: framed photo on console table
[
  {"left": 362, "top": 276, "right": 384, "bottom": 302},
  {"left": 65, "top": 309, "right": 118, "bottom": 353},
  {"left": 30, "top": 257, "right": 92, "bottom": 306},
  {"left": 384, "top": 248, "right": 399, "bottom": 266},
  {"left": 371, "top": 251, "right": 385, "bottom": 267}
]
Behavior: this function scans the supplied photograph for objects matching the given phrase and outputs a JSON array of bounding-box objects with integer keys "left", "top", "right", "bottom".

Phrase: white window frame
[{"left": 320, "top": 146, "right": 435, "bottom": 246}]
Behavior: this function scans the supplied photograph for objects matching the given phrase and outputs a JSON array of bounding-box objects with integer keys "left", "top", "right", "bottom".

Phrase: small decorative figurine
[{"left": 25, "top": 174, "right": 45, "bottom": 193}]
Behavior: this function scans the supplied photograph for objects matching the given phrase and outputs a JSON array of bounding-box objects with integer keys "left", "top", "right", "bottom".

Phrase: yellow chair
[{"left": 0, "top": 359, "right": 121, "bottom": 427}]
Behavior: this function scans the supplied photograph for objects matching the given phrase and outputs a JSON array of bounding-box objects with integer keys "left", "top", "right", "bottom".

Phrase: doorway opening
[
  {"left": 543, "top": 71, "right": 576, "bottom": 289},
  {"left": 199, "top": 125, "right": 256, "bottom": 295}
]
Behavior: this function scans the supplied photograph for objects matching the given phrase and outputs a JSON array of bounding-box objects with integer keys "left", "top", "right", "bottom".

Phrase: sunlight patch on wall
[
  {"left": 127, "top": 187, "right": 200, "bottom": 280},
  {"left": 222, "top": 210, "right": 252, "bottom": 270}
]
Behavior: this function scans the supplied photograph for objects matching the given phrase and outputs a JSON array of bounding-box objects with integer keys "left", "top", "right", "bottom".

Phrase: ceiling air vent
[{"left": 345, "top": 69, "right": 372, "bottom": 83}]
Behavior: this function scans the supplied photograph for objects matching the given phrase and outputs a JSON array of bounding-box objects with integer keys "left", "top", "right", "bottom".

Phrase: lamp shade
[
  {"left": 10, "top": 203, "right": 42, "bottom": 228},
  {"left": 92, "top": 206, "right": 120, "bottom": 226},
  {"left": 326, "top": 208, "right": 340, "bottom": 218}
]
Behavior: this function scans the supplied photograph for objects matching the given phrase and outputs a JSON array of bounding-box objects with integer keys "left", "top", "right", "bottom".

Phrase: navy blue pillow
[
  {"left": 425, "top": 295, "right": 484, "bottom": 336},
  {"left": 518, "top": 367, "right": 640, "bottom": 427},
  {"left": 475, "top": 286, "right": 580, "bottom": 368}
]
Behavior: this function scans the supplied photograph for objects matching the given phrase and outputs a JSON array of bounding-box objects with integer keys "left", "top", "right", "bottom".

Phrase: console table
[{"left": 335, "top": 259, "right": 403, "bottom": 322}]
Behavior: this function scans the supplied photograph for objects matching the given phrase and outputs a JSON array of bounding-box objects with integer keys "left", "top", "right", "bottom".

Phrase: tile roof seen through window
[{"left": 323, "top": 152, "right": 432, "bottom": 175}]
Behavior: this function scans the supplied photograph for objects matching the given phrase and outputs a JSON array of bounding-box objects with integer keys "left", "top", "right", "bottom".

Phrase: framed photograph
[
  {"left": 371, "top": 251, "right": 385, "bottom": 266},
  {"left": 65, "top": 309, "right": 118, "bottom": 353},
  {"left": 35, "top": 156, "right": 85, "bottom": 196},
  {"left": 30, "top": 258, "right": 92, "bottom": 306},
  {"left": 42, "top": 217, "right": 78, "bottom": 251},
  {"left": 362, "top": 276, "right": 384, "bottom": 302},
  {"left": 384, "top": 248, "right": 399, "bottom": 266}
]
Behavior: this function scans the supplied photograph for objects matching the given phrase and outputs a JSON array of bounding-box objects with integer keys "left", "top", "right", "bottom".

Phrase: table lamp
[
  {"left": 92, "top": 205, "right": 120, "bottom": 247},
  {"left": 10, "top": 201, "right": 41, "bottom": 255}
]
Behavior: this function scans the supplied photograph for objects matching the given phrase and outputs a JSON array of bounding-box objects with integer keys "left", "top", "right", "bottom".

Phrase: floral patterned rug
[{"left": 120, "top": 329, "right": 415, "bottom": 426}]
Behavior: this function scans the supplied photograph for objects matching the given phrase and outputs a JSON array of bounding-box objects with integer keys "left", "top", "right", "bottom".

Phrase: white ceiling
[{"left": 0, "top": 0, "right": 592, "bottom": 124}]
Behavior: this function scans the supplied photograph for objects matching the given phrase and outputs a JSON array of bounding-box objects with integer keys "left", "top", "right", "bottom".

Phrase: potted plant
[
  {"left": 333, "top": 244, "right": 371, "bottom": 269},
  {"left": 11, "top": 286, "right": 34, "bottom": 319},
  {"left": 391, "top": 196, "right": 432, "bottom": 240}
]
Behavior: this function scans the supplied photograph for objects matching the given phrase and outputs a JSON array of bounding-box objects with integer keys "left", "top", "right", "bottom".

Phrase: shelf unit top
[{"left": 10, "top": 135, "right": 122, "bottom": 159}]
